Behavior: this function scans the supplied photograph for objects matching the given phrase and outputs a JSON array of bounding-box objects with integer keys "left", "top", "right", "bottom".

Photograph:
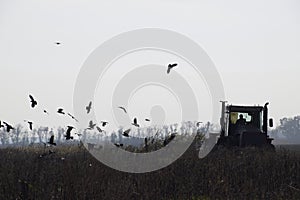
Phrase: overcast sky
[{"left": 0, "top": 0, "right": 299, "bottom": 128}]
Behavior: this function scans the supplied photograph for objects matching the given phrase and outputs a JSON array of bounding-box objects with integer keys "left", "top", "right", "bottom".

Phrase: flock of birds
[{"left": 0, "top": 62, "right": 201, "bottom": 152}]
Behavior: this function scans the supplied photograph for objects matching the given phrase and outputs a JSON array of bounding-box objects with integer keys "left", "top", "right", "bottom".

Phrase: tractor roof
[{"left": 228, "top": 105, "right": 263, "bottom": 112}]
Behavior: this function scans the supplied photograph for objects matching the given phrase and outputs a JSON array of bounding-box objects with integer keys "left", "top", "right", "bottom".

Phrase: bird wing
[
  {"left": 124, "top": 129, "right": 131, "bottom": 135},
  {"left": 86, "top": 101, "right": 92, "bottom": 113},
  {"left": 90, "top": 121, "right": 96, "bottom": 128},
  {"left": 102, "top": 121, "right": 108, "bottom": 126},
  {"left": 66, "top": 130, "right": 71, "bottom": 137},
  {"left": 167, "top": 67, "right": 171, "bottom": 74},
  {"left": 58, "top": 109, "right": 65, "bottom": 114},
  {"left": 96, "top": 126, "right": 102, "bottom": 132},
  {"left": 66, "top": 126, "right": 74, "bottom": 136},
  {"left": 29, "top": 95, "right": 34, "bottom": 102},
  {"left": 118, "top": 106, "right": 127, "bottom": 113},
  {"left": 7, "top": 125, "right": 13, "bottom": 132}
]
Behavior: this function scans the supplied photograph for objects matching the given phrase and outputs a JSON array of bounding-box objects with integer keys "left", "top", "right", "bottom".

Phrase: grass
[{"left": 0, "top": 142, "right": 299, "bottom": 200}]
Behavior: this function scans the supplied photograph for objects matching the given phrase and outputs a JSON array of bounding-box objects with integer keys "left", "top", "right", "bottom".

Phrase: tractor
[{"left": 216, "top": 101, "right": 274, "bottom": 149}]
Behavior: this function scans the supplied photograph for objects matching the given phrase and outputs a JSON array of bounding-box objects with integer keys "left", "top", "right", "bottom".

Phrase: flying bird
[
  {"left": 87, "top": 120, "right": 96, "bottom": 130},
  {"left": 24, "top": 120, "right": 33, "bottom": 130},
  {"left": 96, "top": 126, "right": 103, "bottom": 133},
  {"left": 145, "top": 118, "right": 151, "bottom": 122},
  {"left": 101, "top": 121, "right": 108, "bottom": 127},
  {"left": 43, "top": 110, "right": 49, "bottom": 115},
  {"left": 64, "top": 126, "right": 74, "bottom": 140},
  {"left": 29, "top": 95, "right": 37, "bottom": 108},
  {"left": 122, "top": 129, "right": 131, "bottom": 137},
  {"left": 118, "top": 106, "right": 127, "bottom": 114},
  {"left": 57, "top": 108, "right": 65, "bottom": 115},
  {"left": 55, "top": 42, "right": 61, "bottom": 45},
  {"left": 132, "top": 118, "right": 140, "bottom": 127},
  {"left": 167, "top": 63, "right": 178, "bottom": 74},
  {"left": 86, "top": 101, "right": 92, "bottom": 114},
  {"left": 3, "top": 122, "right": 14, "bottom": 132},
  {"left": 68, "top": 113, "right": 79, "bottom": 122},
  {"left": 47, "top": 135, "right": 56, "bottom": 146}
]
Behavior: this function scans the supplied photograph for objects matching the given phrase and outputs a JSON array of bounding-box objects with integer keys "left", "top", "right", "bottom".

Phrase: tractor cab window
[
  {"left": 229, "top": 111, "right": 261, "bottom": 135},
  {"left": 230, "top": 112, "right": 252, "bottom": 124}
]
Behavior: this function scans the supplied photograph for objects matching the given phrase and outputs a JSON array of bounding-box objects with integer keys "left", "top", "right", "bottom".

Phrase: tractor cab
[
  {"left": 228, "top": 106, "right": 263, "bottom": 136},
  {"left": 217, "top": 102, "right": 274, "bottom": 148}
]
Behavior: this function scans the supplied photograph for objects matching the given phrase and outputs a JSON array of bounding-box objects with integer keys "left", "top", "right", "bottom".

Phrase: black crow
[
  {"left": 68, "top": 113, "right": 79, "bottom": 122},
  {"left": 122, "top": 129, "right": 131, "bottom": 137},
  {"left": 47, "top": 135, "right": 56, "bottom": 146},
  {"left": 24, "top": 120, "right": 33, "bottom": 130},
  {"left": 101, "top": 121, "right": 108, "bottom": 127},
  {"left": 43, "top": 110, "right": 49, "bottom": 115},
  {"left": 167, "top": 63, "right": 178, "bottom": 74},
  {"left": 3, "top": 122, "right": 14, "bottom": 132},
  {"left": 29, "top": 95, "right": 37, "bottom": 108},
  {"left": 96, "top": 126, "right": 103, "bottom": 133},
  {"left": 57, "top": 108, "right": 65, "bottom": 115},
  {"left": 132, "top": 117, "right": 140, "bottom": 127},
  {"left": 64, "top": 126, "right": 74, "bottom": 140},
  {"left": 87, "top": 120, "right": 96, "bottom": 130},
  {"left": 86, "top": 101, "right": 92, "bottom": 114}
]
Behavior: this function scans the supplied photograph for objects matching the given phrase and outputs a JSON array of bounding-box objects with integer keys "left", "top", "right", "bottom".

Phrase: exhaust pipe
[
  {"left": 263, "top": 102, "right": 269, "bottom": 134},
  {"left": 220, "top": 101, "right": 227, "bottom": 137}
]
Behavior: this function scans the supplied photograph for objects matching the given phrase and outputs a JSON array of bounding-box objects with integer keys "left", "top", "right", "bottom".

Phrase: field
[{"left": 0, "top": 143, "right": 299, "bottom": 200}]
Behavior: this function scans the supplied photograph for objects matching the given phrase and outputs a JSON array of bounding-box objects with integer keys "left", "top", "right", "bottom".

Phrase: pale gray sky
[{"left": 0, "top": 0, "right": 299, "bottom": 128}]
